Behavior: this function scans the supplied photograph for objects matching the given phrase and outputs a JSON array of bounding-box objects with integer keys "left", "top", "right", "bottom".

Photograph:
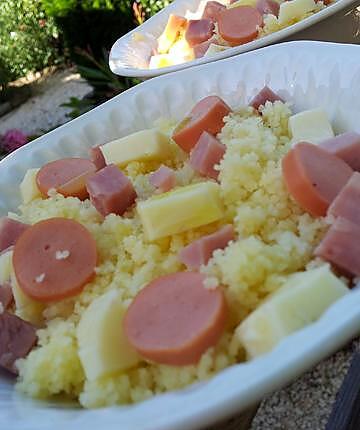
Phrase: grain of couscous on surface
[{"left": 6, "top": 99, "right": 331, "bottom": 408}]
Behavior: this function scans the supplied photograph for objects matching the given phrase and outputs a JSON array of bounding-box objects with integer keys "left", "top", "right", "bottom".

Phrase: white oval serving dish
[
  {"left": 109, "top": 0, "right": 359, "bottom": 78},
  {"left": 1, "top": 41, "right": 360, "bottom": 430}
]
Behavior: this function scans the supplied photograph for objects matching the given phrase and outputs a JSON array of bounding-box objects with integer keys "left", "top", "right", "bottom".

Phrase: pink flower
[{"left": 1, "top": 129, "right": 28, "bottom": 153}]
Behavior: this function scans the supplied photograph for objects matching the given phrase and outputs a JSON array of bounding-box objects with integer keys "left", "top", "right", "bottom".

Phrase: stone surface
[{"left": 0, "top": 69, "right": 92, "bottom": 136}]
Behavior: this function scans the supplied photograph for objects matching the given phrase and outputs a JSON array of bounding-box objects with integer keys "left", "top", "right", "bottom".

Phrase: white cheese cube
[
  {"left": 278, "top": 0, "right": 316, "bottom": 25},
  {"left": 149, "top": 54, "right": 175, "bottom": 69},
  {"left": 20, "top": 168, "right": 41, "bottom": 204},
  {"left": 289, "top": 108, "right": 334, "bottom": 145},
  {"left": 77, "top": 289, "right": 140, "bottom": 381},
  {"left": 237, "top": 265, "right": 348, "bottom": 358}
]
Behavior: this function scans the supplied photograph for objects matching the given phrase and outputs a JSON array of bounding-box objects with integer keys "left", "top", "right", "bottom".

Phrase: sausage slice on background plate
[
  {"left": 217, "top": 6, "right": 263, "bottom": 46},
  {"left": 124, "top": 272, "right": 227, "bottom": 365}
]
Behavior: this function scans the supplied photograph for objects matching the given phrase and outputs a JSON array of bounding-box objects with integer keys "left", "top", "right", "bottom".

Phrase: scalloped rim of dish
[
  {"left": 109, "top": 0, "right": 357, "bottom": 78},
  {"left": 1, "top": 41, "right": 360, "bottom": 430}
]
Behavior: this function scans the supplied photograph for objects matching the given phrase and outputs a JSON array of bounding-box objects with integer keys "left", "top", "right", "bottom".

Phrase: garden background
[{"left": 0, "top": 0, "right": 172, "bottom": 154}]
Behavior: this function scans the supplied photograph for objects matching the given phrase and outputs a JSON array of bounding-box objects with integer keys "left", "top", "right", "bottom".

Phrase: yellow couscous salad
[{"left": 0, "top": 86, "right": 356, "bottom": 409}]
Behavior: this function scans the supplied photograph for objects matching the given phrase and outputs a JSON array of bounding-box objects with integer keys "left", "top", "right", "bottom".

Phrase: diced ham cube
[
  {"left": 202, "top": 1, "right": 226, "bottom": 22},
  {"left": 0, "top": 218, "right": 29, "bottom": 253},
  {"left": 189, "top": 131, "right": 226, "bottom": 180},
  {"left": 185, "top": 19, "right": 215, "bottom": 47},
  {"left": 0, "top": 311, "right": 37, "bottom": 374},
  {"left": 149, "top": 166, "right": 176, "bottom": 193},
  {"left": 179, "top": 225, "right": 235, "bottom": 269},
  {"left": 250, "top": 86, "right": 284, "bottom": 110},
  {"left": 256, "top": 0, "right": 280, "bottom": 17},
  {"left": 328, "top": 172, "right": 360, "bottom": 225},
  {"left": 315, "top": 217, "right": 360, "bottom": 278},
  {"left": 0, "top": 283, "right": 13, "bottom": 310},
  {"left": 193, "top": 36, "right": 217, "bottom": 58},
  {"left": 89, "top": 146, "right": 106, "bottom": 170},
  {"left": 86, "top": 164, "right": 137, "bottom": 217},
  {"left": 319, "top": 132, "right": 360, "bottom": 171}
]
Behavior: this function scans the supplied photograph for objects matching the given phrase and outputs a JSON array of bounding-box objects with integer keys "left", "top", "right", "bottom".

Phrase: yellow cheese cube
[
  {"left": 20, "top": 168, "right": 41, "bottom": 204},
  {"left": 289, "top": 108, "right": 334, "bottom": 145},
  {"left": 9, "top": 252, "right": 44, "bottom": 325},
  {"left": 137, "top": 181, "right": 224, "bottom": 240},
  {"left": 101, "top": 129, "right": 172, "bottom": 167},
  {"left": 236, "top": 265, "right": 348, "bottom": 358},
  {"left": 157, "top": 14, "right": 187, "bottom": 54},
  {"left": 278, "top": 0, "right": 316, "bottom": 25},
  {"left": 149, "top": 54, "right": 175, "bottom": 69},
  {"left": 0, "top": 248, "right": 12, "bottom": 284},
  {"left": 228, "top": 0, "right": 257, "bottom": 8},
  {"left": 77, "top": 289, "right": 140, "bottom": 381}
]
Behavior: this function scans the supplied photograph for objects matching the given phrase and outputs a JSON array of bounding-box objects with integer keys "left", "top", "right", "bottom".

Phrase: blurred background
[{"left": 0, "top": 0, "right": 172, "bottom": 155}]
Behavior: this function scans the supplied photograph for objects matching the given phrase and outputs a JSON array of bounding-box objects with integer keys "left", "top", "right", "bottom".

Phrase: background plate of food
[
  {"left": 109, "top": 0, "right": 359, "bottom": 78},
  {"left": 0, "top": 41, "right": 360, "bottom": 430}
]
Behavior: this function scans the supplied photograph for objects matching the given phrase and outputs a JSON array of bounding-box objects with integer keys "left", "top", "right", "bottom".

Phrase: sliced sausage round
[
  {"left": 36, "top": 158, "right": 97, "bottom": 200},
  {"left": 13, "top": 218, "right": 97, "bottom": 302},
  {"left": 124, "top": 272, "right": 227, "bottom": 365},
  {"left": 217, "top": 6, "right": 263, "bottom": 46},
  {"left": 282, "top": 142, "right": 353, "bottom": 217}
]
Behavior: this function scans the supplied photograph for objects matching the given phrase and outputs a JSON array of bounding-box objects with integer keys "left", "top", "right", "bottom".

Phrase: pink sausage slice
[
  {"left": 86, "top": 164, "right": 137, "bottom": 217},
  {"left": 185, "top": 19, "right": 215, "bottom": 47},
  {"left": 124, "top": 272, "right": 227, "bottom": 365},
  {"left": 256, "top": 0, "right": 280, "bottom": 17},
  {"left": 149, "top": 166, "right": 176, "bottom": 193},
  {"left": 172, "top": 96, "right": 231, "bottom": 153},
  {"left": 189, "top": 131, "right": 226, "bottom": 180},
  {"left": 0, "top": 218, "right": 28, "bottom": 253},
  {"left": 89, "top": 146, "right": 106, "bottom": 170},
  {"left": 315, "top": 217, "right": 360, "bottom": 278},
  {"left": 217, "top": 6, "right": 263, "bottom": 46},
  {"left": 0, "top": 283, "right": 13, "bottom": 310},
  {"left": 179, "top": 225, "right": 235, "bottom": 270},
  {"left": 0, "top": 311, "right": 37, "bottom": 374},
  {"left": 282, "top": 142, "right": 353, "bottom": 217},
  {"left": 36, "top": 158, "right": 97, "bottom": 200},
  {"left": 202, "top": 1, "right": 226, "bottom": 22},
  {"left": 319, "top": 132, "right": 360, "bottom": 171},
  {"left": 250, "top": 86, "right": 283, "bottom": 110},
  {"left": 328, "top": 172, "right": 360, "bottom": 225}
]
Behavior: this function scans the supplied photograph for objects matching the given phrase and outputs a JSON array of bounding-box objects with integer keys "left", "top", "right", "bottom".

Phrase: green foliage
[
  {"left": 138, "top": 0, "right": 172, "bottom": 18},
  {"left": 0, "top": 0, "right": 60, "bottom": 83},
  {"left": 60, "top": 96, "right": 95, "bottom": 119},
  {"left": 41, "top": 0, "right": 135, "bottom": 62}
]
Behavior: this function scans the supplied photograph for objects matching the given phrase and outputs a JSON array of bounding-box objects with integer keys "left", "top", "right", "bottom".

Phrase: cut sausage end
[
  {"left": 36, "top": 158, "right": 97, "bottom": 200},
  {"left": 172, "top": 96, "right": 231, "bottom": 153},
  {"left": 282, "top": 142, "right": 353, "bottom": 217}
]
